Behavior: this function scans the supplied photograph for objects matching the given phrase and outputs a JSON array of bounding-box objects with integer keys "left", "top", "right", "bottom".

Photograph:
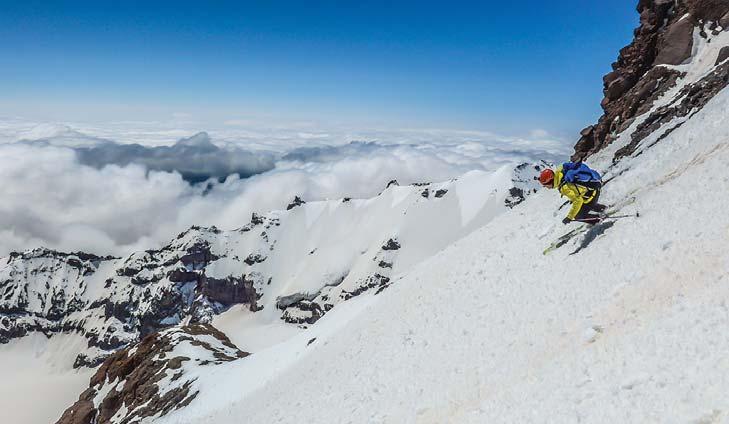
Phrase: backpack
[{"left": 561, "top": 162, "right": 601, "bottom": 187}]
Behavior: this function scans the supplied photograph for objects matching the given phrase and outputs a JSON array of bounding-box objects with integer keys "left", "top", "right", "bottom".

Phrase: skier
[{"left": 538, "top": 162, "right": 607, "bottom": 225}]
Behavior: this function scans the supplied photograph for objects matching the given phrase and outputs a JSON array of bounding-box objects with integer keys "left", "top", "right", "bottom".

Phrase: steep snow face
[
  {"left": 153, "top": 80, "right": 729, "bottom": 424},
  {"left": 0, "top": 163, "right": 544, "bottom": 370},
  {"left": 140, "top": 19, "right": 729, "bottom": 424}
]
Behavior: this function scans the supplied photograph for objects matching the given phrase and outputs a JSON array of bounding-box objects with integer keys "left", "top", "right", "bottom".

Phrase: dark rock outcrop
[
  {"left": 434, "top": 189, "right": 448, "bottom": 198},
  {"left": 199, "top": 275, "right": 259, "bottom": 310},
  {"left": 615, "top": 57, "right": 729, "bottom": 160},
  {"left": 573, "top": 0, "right": 729, "bottom": 160},
  {"left": 0, "top": 249, "right": 117, "bottom": 345},
  {"left": 342, "top": 274, "right": 391, "bottom": 300},
  {"left": 653, "top": 14, "right": 694, "bottom": 66},
  {"left": 715, "top": 45, "right": 729, "bottom": 65},
  {"left": 286, "top": 196, "right": 306, "bottom": 210},
  {"left": 505, "top": 162, "right": 545, "bottom": 208},
  {"left": 243, "top": 252, "right": 267, "bottom": 266},
  {"left": 382, "top": 239, "right": 401, "bottom": 251},
  {"left": 57, "top": 324, "right": 248, "bottom": 424}
]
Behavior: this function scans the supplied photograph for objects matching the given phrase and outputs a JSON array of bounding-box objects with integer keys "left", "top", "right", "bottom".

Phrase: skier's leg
[
  {"left": 588, "top": 188, "right": 606, "bottom": 212},
  {"left": 576, "top": 197, "right": 603, "bottom": 224},
  {"left": 575, "top": 205, "right": 601, "bottom": 223}
]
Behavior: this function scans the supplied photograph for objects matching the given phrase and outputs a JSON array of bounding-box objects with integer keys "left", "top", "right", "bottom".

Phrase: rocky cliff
[
  {"left": 573, "top": 0, "right": 729, "bottom": 161},
  {"left": 57, "top": 324, "right": 247, "bottom": 424}
]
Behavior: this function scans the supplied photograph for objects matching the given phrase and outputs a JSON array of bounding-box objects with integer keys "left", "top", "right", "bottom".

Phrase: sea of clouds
[{"left": 0, "top": 118, "right": 570, "bottom": 256}]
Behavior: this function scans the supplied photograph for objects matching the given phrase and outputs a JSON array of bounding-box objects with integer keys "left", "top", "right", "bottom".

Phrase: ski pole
[
  {"left": 601, "top": 212, "right": 640, "bottom": 219},
  {"left": 575, "top": 212, "right": 639, "bottom": 224},
  {"left": 575, "top": 217, "right": 601, "bottom": 224}
]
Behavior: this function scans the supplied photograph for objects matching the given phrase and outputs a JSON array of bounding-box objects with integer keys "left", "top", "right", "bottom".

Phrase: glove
[{"left": 562, "top": 217, "right": 571, "bottom": 225}]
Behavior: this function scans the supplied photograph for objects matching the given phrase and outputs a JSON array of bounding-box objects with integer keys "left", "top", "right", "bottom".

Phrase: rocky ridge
[
  {"left": 573, "top": 0, "right": 729, "bottom": 161},
  {"left": 57, "top": 324, "right": 247, "bottom": 424}
]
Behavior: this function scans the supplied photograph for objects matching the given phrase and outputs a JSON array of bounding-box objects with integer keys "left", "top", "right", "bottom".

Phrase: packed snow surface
[{"left": 154, "top": 46, "right": 729, "bottom": 423}]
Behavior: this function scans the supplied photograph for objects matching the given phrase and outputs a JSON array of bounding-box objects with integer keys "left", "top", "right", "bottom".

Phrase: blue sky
[{"left": 0, "top": 1, "right": 638, "bottom": 137}]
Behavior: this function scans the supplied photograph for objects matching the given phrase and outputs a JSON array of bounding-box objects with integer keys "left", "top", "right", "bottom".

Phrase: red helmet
[{"left": 538, "top": 169, "right": 555, "bottom": 187}]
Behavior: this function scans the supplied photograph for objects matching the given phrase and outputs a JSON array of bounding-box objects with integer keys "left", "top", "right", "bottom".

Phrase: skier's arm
[
  {"left": 566, "top": 200, "right": 584, "bottom": 220},
  {"left": 564, "top": 185, "right": 584, "bottom": 220}
]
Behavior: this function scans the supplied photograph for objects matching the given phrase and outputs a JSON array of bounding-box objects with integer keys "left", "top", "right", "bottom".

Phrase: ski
[
  {"left": 542, "top": 225, "right": 590, "bottom": 255},
  {"left": 542, "top": 196, "right": 637, "bottom": 255}
]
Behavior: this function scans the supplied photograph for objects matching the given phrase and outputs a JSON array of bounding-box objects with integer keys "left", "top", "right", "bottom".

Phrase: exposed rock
[
  {"left": 434, "top": 189, "right": 448, "bottom": 198},
  {"left": 421, "top": 188, "right": 430, "bottom": 198},
  {"left": 56, "top": 324, "right": 248, "bottom": 424},
  {"left": 250, "top": 213, "right": 265, "bottom": 226},
  {"left": 615, "top": 58, "right": 729, "bottom": 160},
  {"left": 721, "top": 9, "right": 729, "bottom": 28},
  {"left": 716, "top": 45, "right": 729, "bottom": 64},
  {"left": 386, "top": 179, "right": 399, "bottom": 188},
  {"left": 244, "top": 252, "right": 267, "bottom": 266},
  {"left": 653, "top": 15, "right": 694, "bottom": 66},
  {"left": 505, "top": 162, "right": 545, "bottom": 208},
  {"left": 280, "top": 299, "right": 325, "bottom": 324},
  {"left": 0, "top": 249, "right": 117, "bottom": 345},
  {"left": 505, "top": 187, "right": 525, "bottom": 208},
  {"left": 342, "top": 274, "right": 391, "bottom": 300},
  {"left": 276, "top": 292, "right": 312, "bottom": 310},
  {"left": 378, "top": 260, "right": 393, "bottom": 269},
  {"left": 382, "top": 239, "right": 401, "bottom": 251},
  {"left": 573, "top": 0, "right": 729, "bottom": 160},
  {"left": 0, "top": 226, "right": 264, "bottom": 366},
  {"left": 73, "top": 352, "right": 107, "bottom": 369},
  {"left": 277, "top": 266, "right": 399, "bottom": 325},
  {"left": 286, "top": 196, "right": 306, "bottom": 210},
  {"left": 199, "top": 275, "right": 259, "bottom": 311}
]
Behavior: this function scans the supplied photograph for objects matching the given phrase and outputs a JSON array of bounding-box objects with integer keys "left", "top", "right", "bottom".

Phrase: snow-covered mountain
[
  {"left": 0, "top": 164, "right": 543, "bottom": 368},
  {"left": 5, "top": 1, "right": 729, "bottom": 423}
]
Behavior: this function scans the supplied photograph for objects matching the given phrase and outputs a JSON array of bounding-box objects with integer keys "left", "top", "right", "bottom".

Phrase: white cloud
[{"left": 529, "top": 128, "right": 550, "bottom": 138}]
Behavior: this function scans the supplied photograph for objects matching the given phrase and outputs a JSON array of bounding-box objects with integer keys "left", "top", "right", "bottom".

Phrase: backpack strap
[{"left": 560, "top": 180, "right": 599, "bottom": 200}]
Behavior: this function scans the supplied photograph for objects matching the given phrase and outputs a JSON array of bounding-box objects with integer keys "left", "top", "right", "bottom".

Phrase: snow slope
[
  {"left": 0, "top": 333, "right": 94, "bottom": 424},
  {"left": 0, "top": 159, "right": 543, "bottom": 424},
  {"left": 152, "top": 34, "right": 729, "bottom": 424},
  {"left": 0, "top": 163, "right": 541, "bottom": 362}
]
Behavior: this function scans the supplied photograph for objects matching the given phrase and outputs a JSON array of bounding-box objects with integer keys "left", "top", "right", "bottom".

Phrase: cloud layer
[
  {"left": 73, "top": 132, "right": 276, "bottom": 183},
  {"left": 0, "top": 121, "right": 570, "bottom": 256}
]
